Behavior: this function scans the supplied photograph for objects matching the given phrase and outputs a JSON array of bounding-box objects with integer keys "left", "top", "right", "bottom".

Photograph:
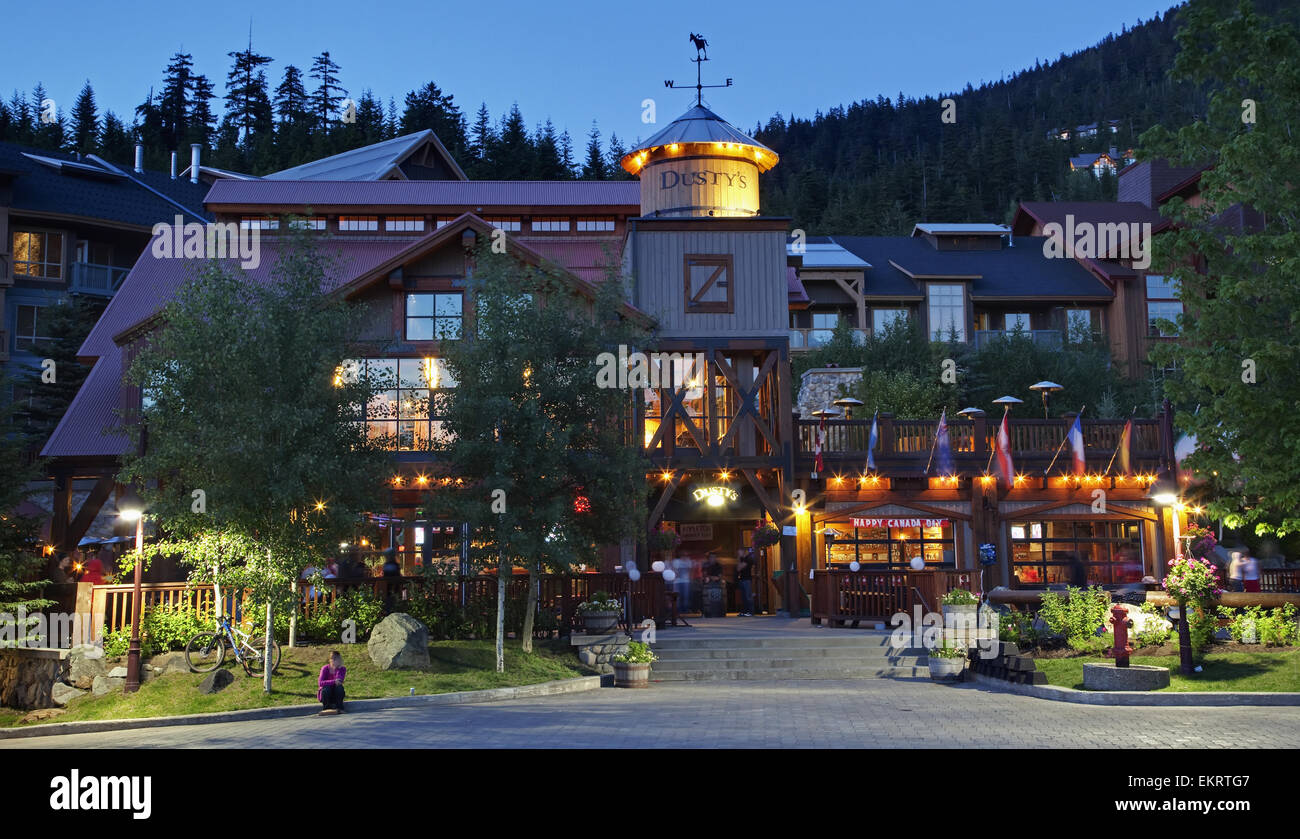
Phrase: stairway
[{"left": 649, "top": 632, "right": 928, "bottom": 681}]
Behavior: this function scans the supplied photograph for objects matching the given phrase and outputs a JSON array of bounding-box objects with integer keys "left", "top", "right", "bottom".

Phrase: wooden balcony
[
  {"left": 70, "top": 261, "right": 129, "bottom": 296},
  {"left": 972, "top": 329, "right": 1063, "bottom": 350},
  {"left": 789, "top": 327, "right": 868, "bottom": 351},
  {"left": 796, "top": 414, "right": 1166, "bottom": 474}
]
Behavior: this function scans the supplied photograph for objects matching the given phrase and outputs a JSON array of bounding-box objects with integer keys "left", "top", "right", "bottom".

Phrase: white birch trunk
[
  {"left": 496, "top": 548, "right": 507, "bottom": 673},
  {"left": 288, "top": 578, "right": 298, "bottom": 648}
]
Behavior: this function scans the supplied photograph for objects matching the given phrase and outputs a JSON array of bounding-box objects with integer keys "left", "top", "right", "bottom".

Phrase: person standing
[
  {"left": 1241, "top": 551, "right": 1261, "bottom": 593},
  {"left": 736, "top": 548, "right": 755, "bottom": 617},
  {"left": 1228, "top": 551, "right": 1246, "bottom": 593}
]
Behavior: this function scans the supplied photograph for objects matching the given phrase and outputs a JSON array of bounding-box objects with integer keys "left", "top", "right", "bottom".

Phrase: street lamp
[
  {"left": 1148, "top": 476, "right": 1193, "bottom": 675},
  {"left": 1028, "top": 381, "right": 1063, "bottom": 419},
  {"left": 118, "top": 487, "right": 147, "bottom": 694}
]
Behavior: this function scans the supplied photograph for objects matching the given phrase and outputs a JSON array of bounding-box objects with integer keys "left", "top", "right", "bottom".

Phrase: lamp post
[
  {"left": 117, "top": 487, "right": 146, "bottom": 694},
  {"left": 1028, "top": 381, "right": 1063, "bottom": 419},
  {"left": 1149, "top": 477, "right": 1193, "bottom": 675}
]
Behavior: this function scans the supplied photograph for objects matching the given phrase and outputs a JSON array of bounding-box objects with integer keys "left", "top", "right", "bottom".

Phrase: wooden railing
[
  {"left": 798, "top": 415, "right": 1164, "bottom": 468},
  {"left": 811, "top": 569, "right": 977, "bottom": 625},
  {"left": 1261, "top": 568, "right": 1300, "bottom": 593}
]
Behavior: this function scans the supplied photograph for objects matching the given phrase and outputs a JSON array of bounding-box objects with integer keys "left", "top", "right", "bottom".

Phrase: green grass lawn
[
  {"left": 1034, "top": 649, "right": 1300, "bottom": 692},
  {"left": 4, "top": 640, "right": 593, "bottom": 728}
]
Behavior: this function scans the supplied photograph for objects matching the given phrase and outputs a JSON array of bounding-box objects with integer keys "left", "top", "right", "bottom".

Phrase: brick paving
[{"left": 5, "top": 679, "right": 1297, "bottom": 749}]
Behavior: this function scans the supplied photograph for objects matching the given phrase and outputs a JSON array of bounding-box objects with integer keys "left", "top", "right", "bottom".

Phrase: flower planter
[
  {"left": 581, "top": 610, "right": 621, "bottom": 635},
  {"left": 941, "top": 604, "right": 978, "bottom": 624},
  {"left": 612, "top": 661, "right": 651, "bottom": 688},
  {"left": 928, "top": 657, "right": 966, "bottom": 680}
]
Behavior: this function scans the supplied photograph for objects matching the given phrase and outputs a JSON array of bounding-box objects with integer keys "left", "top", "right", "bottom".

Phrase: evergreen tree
[
  {"left": 100, "top": 111, "right": 133, "bottom": 165},
  {"left": 401, "top": 81, "right": 466, "bottom": 154},
  {"left": 352, "top": 90, "right": 387, "bottom": 147},
  {"left": 581, "top": 121, "right": 605, "bottom": 180},
  {"left": 188, "top": 74, "right": 217, "bottom": 149},
  {"left": 273, "top": 65, "right": 309, "bottom": 126},
  {"left": 30, "top": 83, "right": 66, "bottom": 151},
  {"left": 3, "top": 91, "right": 33, "bottom": 145},
  {"left": 468, "top": 102, "right": 495, "bottom": 175},
  {"left": 308, "top": 51, "right": 346, "bottom": 131},
  {"left": 605, "top": 132, "right": 628, "bottom": 179},
  {"left": 223, "top": 39, "right": 274, "bottom": 145},
  {"left": 160, "top": 51, "right": 194, "bottom": 151},
  {"left": 69, "top": 81, "right": 99, "bottom": 155},
  {"left": 533, "top": 119, "right": 566, "bottom": 179},
  {"left": 16, "top": 295, "right": 108, "bottom": 446},
  {"left": 494, "top": 103, "right": 533, "bottom": 180},
  {"left": 558, "top": 128, "right": 576, "bottom": 178},
  {"left": 134, "top": 88, "right": 165, "bottom": 168},
  {"left": 0, "top": 370, "right": 51, "bottom": 647}
]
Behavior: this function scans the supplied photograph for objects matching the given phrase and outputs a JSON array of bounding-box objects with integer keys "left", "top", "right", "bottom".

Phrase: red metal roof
[
  {"left": 513, "top": 236, "right": 624, "bottom": 284},
  {"left": 41, "top": 351, "right": 130, "bottom": 458},
  {"left": 204, "top": 179, "right": 641, "bottom": 208}
]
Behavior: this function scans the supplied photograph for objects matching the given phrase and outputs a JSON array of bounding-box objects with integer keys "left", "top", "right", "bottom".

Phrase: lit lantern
[
  {"left": 909, "top": 556, "right": 926, "bottom": 571},
  {"left": 651, "top": 560, "right": 666, "bottom": 573},
  {"left": 663, "top": 569, "right": 677, "bottom": 582},
  {"left": 574, "top": 494, "right": 591, "bottom": 514},
  {"left": 849, "top": 561, "right": 861, "bottom": 572}
]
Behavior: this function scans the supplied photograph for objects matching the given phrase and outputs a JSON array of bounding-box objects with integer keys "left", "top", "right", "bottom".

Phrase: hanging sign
[
  {"left": 678, "top": 524, "right": 713, "bottom": 541},
  {"left": 851, "top": 517, "right": 949, "bottom": 529},
  {"left": 692, "top": 486, "right": 738, "bottom": 507}
]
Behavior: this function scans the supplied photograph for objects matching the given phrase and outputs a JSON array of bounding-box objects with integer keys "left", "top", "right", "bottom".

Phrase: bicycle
[{"left": 185, "top": 614, "right": 281, "bottom": 675}]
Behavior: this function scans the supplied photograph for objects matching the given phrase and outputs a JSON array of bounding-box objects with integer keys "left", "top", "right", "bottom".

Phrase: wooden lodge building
[{"left": 39, "top": 99, "right": 1195, "bottom": 620}]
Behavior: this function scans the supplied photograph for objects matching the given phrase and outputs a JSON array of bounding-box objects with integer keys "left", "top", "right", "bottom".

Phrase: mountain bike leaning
[{"left": 185, "top": 613, "right": 281, "bottom": 675}]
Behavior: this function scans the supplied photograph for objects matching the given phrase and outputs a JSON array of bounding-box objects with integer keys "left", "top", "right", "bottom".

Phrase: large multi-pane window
[
  {"left": 577, "top": 217, "right": 615, "bottom": 232},
  {"left": 872, "top": 308, "right": 907, "bottom": 333},
  {"left": 405, "top": 293, "right": 462, "bottom": 341},
  {"left": 339, "top": 216, "right": 379, "bottom": 232},
  {"left": 239, "top": 217, "right": 280, "bottom": 230},
  {"left": 12, "top": 231, "right": 64, "bottom": 279},
  {"left": 825, "top": 519, "right": 954, "bottom": 568},
  {"left": 927, "top": 283, "right": 965, "bottom": 341},
  {"left": 341, "top": 357, "right": 457, "bottom": 451},
  {"left": 530, "top": 218, "right": 570, "bottom": 232},
  {"left": 385, "top": 216, "right": 425, "bottom": 232},
  {"left": 809, "top": 312, "right": 839, "bottom": 347},
  {"left": 1066, "top": 308, "right": 1099, "bottom": 341},
  {"left": 1145, "top": 275, "right": 1182, "bottom": 336},
  {"left": 1010, "top": 520, "right": 1144, "bottom": 586},
  {"left": 15, "top": 305, "right": 48, "bottom": 350},
  {"left": 484, "top": 217, "right": 521, "bottom": 232}
]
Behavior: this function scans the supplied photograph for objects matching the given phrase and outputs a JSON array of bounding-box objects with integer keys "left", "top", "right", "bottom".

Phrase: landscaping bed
[
  {"left": 2, "top": 639, "right": 593, "bottom": 728},
  {"left": 1032, "top": 647, "right": 1300, "bottom": 692}
]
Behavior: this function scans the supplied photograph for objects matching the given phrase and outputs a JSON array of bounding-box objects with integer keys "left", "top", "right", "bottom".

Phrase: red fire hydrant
[{"left": 1104, "top": 604, "right": 1134, "bottom": 668}]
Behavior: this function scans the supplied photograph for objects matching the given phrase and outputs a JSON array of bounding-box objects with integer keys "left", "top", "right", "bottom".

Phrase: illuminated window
[
  {"left": 484, "top": 217, "right": 521, "bottom": 232},
  {"left": 1010, "top": 520, "right": 1143, "bottom": 586},
  {"left": 405, "top": 293, "right": 462, "bottom": 341},
  {"left": 344, "top": 357, "right": 457, "bottom": 451},
  {"left": 530, "top": 218, "right": 570, "bottom": 232},
  {"left": 11, "top": 230, "right": 64, "bottom": 279},
  {"left": 339, "top": 216, "right": 379, "bottom": 232},
  {"left": 385, "top": 216, "right": 425, "bottom": 232},
  {"left": 825, "top": 520, "right": 954, "bottom": 568},
  {"left": 1145, "top": 275, "right": 1182, "bottom": 337},
  {"left": 927, "top": 283, "right": 965, "bottom": 342},
  {"left": 239, "top": 217, "right": 280, "bottom": 230},
  {"left": 577, "top": 217, "right": 615, "bottom": 232}
]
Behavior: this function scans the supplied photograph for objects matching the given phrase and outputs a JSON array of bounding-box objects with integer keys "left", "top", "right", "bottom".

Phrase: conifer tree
[{"left": 69, "top": 81, "right": 99, "bottom": 155}]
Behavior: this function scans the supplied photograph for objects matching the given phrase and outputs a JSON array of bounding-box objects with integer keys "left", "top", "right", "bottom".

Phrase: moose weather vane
[{"left": 666, "top": 33, "right": 733, "bottom": 106}]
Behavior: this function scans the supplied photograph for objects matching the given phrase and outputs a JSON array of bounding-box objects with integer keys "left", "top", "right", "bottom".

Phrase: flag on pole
[
  {"left": 812, "top": 413, "right": 825, "bottom": 479},
  {"left": 1118, "top": 419, "right": 1132, "bottom": 476},
  {"left": 866, "top": 411, "right": 879, "bottom": 471},
  {"left": 1067, "top": 415, "right": 1086, "bottom": 476},
  {"left": 935, "top": 409, "right": 954, "bottom": 476},
  {"left": 996, "top": 411, "right": 1015, "bottom": 485}
]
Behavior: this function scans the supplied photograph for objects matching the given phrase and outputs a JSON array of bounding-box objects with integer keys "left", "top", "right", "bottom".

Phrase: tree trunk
[
  {"left": 263, "top": 599, "right": 273, "bottom": 693},
  {"left": 495, "top": 549, "right": 508, "bottom": 673},
  {"left": 521, "top": 562, "right": 538, "bottom": 654},
  {"left": 288, "top": 579, "right": 298, "bottom": 648}
]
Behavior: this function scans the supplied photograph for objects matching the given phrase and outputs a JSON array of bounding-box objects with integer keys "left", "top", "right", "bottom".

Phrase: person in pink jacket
[{"left": 318, "top": 651, "right": 347, "bottom": 714}]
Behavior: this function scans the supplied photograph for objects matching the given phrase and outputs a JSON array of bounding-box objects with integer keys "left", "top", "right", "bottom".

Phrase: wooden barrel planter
[
  {"left": 613, "top": 661, "right": 651, "bottom": 688},
  {"left": 581, "top": 610, "right": 621, "bottom": 634}
]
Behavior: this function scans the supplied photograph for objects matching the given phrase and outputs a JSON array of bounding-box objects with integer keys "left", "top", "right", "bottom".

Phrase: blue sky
[{"left": 3, "top": 0, "right": 1183, "bottom": 148}]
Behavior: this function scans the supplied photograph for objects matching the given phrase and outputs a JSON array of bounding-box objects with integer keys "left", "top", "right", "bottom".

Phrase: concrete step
[
  {"left": 650, "top": 665, "right": 931, "bottom": 681},
  {"left": 650, "top": 654, "right": 925, "bottom": 671},
  {"left": 652, "top": 635, "right": 904, "bottom": 651},
  {"left": 651, "top": 645, "right": 916, "bottom": 661}
]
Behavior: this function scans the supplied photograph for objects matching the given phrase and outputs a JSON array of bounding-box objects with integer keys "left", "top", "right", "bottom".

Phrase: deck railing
[
  {"left": 70, "top": 261, "right": 129, "bottom": 296},
  {"left": 811, "top": 568, "right": 977, "bottom": 624}
]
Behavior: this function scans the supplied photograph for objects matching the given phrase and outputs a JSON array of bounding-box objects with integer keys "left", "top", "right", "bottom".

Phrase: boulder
[
  {"left": 367, "top": 613, "right": 430, "bottom": 670},
  {"left": 147, "top": 651, "right": 191, "bottom": 676},
  {"left": 198, "top": 669, "right": 235, "bottom": 694},
  {"left": 20, "top": 708, "right": 66, "bottom": 724},
  {"left": 107, "top": 666, "right": 128, "bottom": 679},
  {"left": 91, "top": 675, "right": 125, "bottom": 696},
  {"left": 68, "top": 645, "right": 107, "bottom": 690},
  {"left": 51, "top": 682, "right": 85, "bottom": 706}
]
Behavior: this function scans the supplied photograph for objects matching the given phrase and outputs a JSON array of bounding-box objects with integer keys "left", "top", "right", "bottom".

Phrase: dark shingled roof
[
  {"left": 829, "top": 235, "right": 1113, "bottom": 300},
  {"left": 0, "top": 141, "right": 211, "bottom": 226},
  {"left": 204, "top": 179, "right": 641, "bottom": 209}
]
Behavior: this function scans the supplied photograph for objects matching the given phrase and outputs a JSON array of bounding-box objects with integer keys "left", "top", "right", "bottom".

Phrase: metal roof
[
  {"left": 911, "top": 223, "right": 1010, "bottom": 236},
  {"left": 621, "top": 105, "right": 777, "bottom": 174},
  {"left": 204, "top": 179, "right": 641, "bottom": 208},
  {"left": 788, "top": 242, "right": 870, "bottom": 269},
  {"left": 264, "top": 130, "right": 468, "bottom": 181}
]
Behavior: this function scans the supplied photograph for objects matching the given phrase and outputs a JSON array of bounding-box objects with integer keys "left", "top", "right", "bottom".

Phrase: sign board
[
  {"left": 678, "top": 524, "right": 713, "bottom": 541},
  {"left": 782, "top": 525, "right": 797, "bottom": 536},
  {"left": 850, "top": 517, "right": 950, "bottom": 529}
]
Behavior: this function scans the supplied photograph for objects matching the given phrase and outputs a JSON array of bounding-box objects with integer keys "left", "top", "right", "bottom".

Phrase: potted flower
[
  {"left": 752, "top": 522, "right": 781, "bottom": 549},
  {"left": 940, "top": 587, "right": 979, "bottom": 622},
  {"left": 611, "top": 641, "right": 657, "bottom": 688},
  {"left": 927, "top": 641, "right": 967, "bottom": 680},
  {"left": 576, "top": 590, "right": 622, "bottom": 634}
]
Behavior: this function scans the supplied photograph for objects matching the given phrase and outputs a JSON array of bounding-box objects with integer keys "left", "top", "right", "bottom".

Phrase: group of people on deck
[{"left": 670, "top": 548, "right": 758, "bottom": 616}]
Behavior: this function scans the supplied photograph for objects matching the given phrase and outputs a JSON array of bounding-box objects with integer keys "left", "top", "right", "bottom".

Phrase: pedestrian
[
  {"left": 702, "top": 551, "right": 725, "bottom": 618},
  {"left": 318, "top": 651, "right": 347, "bottom": 715},
  {"left": 1228, "top": 551, "right": 1246, "bottom": 593},
  {"left": 670, "top": 554, "right": 694, "bottom": 614},
  {"left": 52, "top": 553, "right": 75, "bottom": 584},
  {"left": 736, "top": 548, "right": 755, "bottom": 616},
  {"left": 79, "top": 556, "right": 105, "bottom": 585},
  {"left": 1241, "top": 551, "right": 1261, "bottom": 593}
]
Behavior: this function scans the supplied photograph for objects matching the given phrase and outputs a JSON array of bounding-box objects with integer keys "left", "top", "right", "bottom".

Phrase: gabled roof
[
  {"left": 0, "top": 141, "right": 210, "bottom": 227},
  {"left": 1011, "top": 201, "right": 1169, "bottom": 237},
  {"left": 203, "top": 179, "right": 640, "bottom": 209},
  {"left": 1070, "top": 152, "right": 1117, "bottom": 169},
  {"left": 829, "top": 235, "right": 1113, "bottom": 300},
  {"left": 621, "top": 104, "right": 778, "bottom": 175},
  {"left": 264, "top": 130, "right": 468, "bottom": 181},
  {"left": 788, "top": 241, "right": 870, "bottom": 269},
  {"left": 912, "top": 223, "right": 1009, "bottom": 237}
]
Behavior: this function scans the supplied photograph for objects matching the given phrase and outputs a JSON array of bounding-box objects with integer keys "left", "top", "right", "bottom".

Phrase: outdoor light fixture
[
  {"left": 117, "top": 487, "right": 147, "bottom": 695},
  {"left": 1028, "top": 381, "right": 1064, "bottom": 419},
  {"left": 693, "top": 486, "right": 738, "bottom": 507},
  {"left": 833, "top": 397, "right": 864, "bottom": 420}
]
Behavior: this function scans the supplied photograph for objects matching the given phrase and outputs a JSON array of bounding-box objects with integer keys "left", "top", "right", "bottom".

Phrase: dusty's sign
[
  {"left": 851, "top": 517, "right": 949, "bottom": 529},
  {"left": 659, "top": 169, "right": 750, "bottom": 190}
]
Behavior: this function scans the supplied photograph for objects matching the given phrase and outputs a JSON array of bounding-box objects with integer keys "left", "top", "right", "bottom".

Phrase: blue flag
[
  {"left": 866, "top": 411, "right": 879, "bottom": 471},
  {"left": 935, "top": 409, "right": 954, "bottom": 476}
]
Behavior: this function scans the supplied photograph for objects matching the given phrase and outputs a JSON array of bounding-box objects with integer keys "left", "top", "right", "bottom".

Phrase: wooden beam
[
  {"left": 741, "top": 469, "right": 783, "bottom": 522},
  {"left": 65, "top": 475, "right": 116, "bottom": 550},
  {"left": 647, "top": 471, "right": 686, "bottom": 530}
]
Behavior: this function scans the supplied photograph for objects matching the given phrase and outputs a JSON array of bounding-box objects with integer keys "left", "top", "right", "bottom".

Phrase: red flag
[
  {"left": 996, "top": 412, "right": 1015, "bottom": 485},
  {"left": 812, "top": 414, "right": 825, "bottom": 478}
]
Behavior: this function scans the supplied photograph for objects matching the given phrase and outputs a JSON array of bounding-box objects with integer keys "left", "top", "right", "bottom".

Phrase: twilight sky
[{"left": 2, "top": 0, "right": 1183, "bottom": 150}]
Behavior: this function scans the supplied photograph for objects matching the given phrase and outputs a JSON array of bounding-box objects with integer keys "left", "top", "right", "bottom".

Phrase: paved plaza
[{"left": 6, "top": 678, "right": 1298, "bottom": 749}]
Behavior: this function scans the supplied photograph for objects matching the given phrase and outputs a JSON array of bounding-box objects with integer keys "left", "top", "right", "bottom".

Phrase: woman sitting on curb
[{"left": 318, "top": 651, "right": 347, "bottom": 715}]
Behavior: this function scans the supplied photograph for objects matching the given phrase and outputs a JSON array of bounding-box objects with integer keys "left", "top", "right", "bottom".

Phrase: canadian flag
[{"left": 996, "top": 412, "right": 1015, "bottom": 485}]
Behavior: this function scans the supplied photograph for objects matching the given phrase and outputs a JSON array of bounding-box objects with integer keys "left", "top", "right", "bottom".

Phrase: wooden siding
[{"left": 632, "top": 225, "right": 788, "bottom": 337}]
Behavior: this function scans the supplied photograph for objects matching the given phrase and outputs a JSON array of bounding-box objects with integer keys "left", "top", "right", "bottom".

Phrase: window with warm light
[
  {"left": 12, "top": 230, "right": 64, "bottom": 279},
  {"left": 342, "top": 357, "right": 457, "bottom": 451},
  {"left": 824, "top": 520, "right": 954, "bottom": 568},
  {"left": 1010, "top": 520, "right": 1144, "bottom": 586}
]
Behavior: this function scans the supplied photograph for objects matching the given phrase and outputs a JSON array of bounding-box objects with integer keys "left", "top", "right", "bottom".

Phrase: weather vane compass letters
[{"left": 666, "top": 33, "right": 733, "bottom": 106}]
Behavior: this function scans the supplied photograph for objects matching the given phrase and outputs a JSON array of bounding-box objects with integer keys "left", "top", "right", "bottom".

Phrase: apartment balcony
[
  {"left": 70, "top": 261, "right": 129, "bottom": 296},
  {"left": 972, "top": 329, "right": 1063, "bottom": 351},
  {"left": 789, "top": 327, "right": 868, "bottom": 351}
]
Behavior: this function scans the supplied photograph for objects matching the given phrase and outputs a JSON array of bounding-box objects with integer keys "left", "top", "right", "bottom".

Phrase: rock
[
  {"left": 198, "top": 669, "right": 235, "bottom": 694},
  {"left": 91, "top": 675, "right": 125, "bottom": 696},
  {"left": 107, "top": 666, "right": 129, "bottom": 679},
  {"left": 68, "top": 646, "right": 107, "bottom": 690},
  {"left": 148, "top": 651, "right": 190, "bottom": 675},
  {"left": 20, "top": 708, "right": 66, "bottom": 724},
  {"left": 51, "top": 682, "right": 85, "bottom": 706},
  {"left": 367, "top": 613, "right": 430, "bottom": 670}
]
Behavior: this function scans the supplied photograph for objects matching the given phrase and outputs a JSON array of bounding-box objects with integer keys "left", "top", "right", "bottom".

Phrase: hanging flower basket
[
  {"left": 752, "top": 523, "right": 782, "bottom": 549},
  {"left": 647, "top": 525, "right": 680, "bottom": 554}
]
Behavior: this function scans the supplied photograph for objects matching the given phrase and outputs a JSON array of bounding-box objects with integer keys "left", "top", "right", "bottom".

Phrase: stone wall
[
  {"left": 570, "top": 633, "right": 631, "bottom": 674},
  {"left": 0, "top": 648, "right": 68, "bottom": 710},
  {"left": 797, "top": 367, "right": 864, "bottom": 418}
]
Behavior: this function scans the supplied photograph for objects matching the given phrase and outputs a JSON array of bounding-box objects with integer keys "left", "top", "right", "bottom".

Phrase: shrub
[
  {"left": 1219, "top": 604, "right": 1299, "bottom": 646},
  {"left": 577, "top": 591, "right": 620, "bottom": 613},
  {"left": 101, "top": 628, "right": 130, "bottom": 658},
  {"left": 996, "top": 609, "right": 1041, "bottom": 647},
  {"left": 612, "top": 641, "right": 657, "bottom": 664},
  {"left": 1134, "top": 603, "right": 1172, "bottom": 648},
  {"left": 99, "top": 603, "right": 207, "bottom": 659},
  {"left": 940, "top": 588, "right": 978, "bottom": 606},
  {"left": 1038, "top": 585, "right": 1111, "bottom": 650}
]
